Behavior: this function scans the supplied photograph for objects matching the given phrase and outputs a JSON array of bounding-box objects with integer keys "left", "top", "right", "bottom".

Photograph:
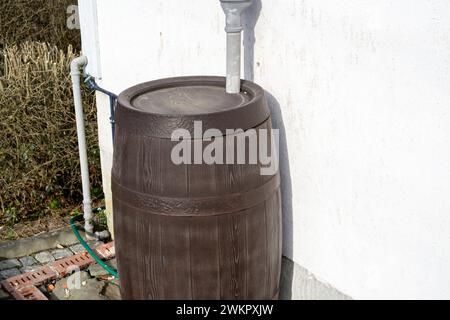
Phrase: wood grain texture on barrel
[
  {"left": 112, "top": 126, "right": 281, "bottom": 300},
  {"left": 113, "top": 193, "right": 281, "bottom": 300},
  {"left": 112, "top": 76, "right": 282, "bottom": 300}
]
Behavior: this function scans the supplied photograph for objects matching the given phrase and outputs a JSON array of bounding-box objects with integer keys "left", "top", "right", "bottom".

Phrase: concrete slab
[{"left": 0, "top": 227, "right": 86, "bottom": 259}]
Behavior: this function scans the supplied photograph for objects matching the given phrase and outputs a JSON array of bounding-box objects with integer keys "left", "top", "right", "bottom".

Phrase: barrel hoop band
[{"left": 111, "top": 174, "right": 280, "bottom": 216}]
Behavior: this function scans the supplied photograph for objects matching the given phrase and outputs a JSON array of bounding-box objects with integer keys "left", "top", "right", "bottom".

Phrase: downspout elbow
[
  {"left": 70, "top": 56, "right": 88, "bottom": 77},
  {"left": 220, "top": 0, "right": 252, "bottom": 33}
]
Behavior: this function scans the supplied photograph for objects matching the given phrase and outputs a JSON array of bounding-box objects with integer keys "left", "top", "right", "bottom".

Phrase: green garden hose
[{"left": 69, "top": 214, "right": 119, "bottom": 278}]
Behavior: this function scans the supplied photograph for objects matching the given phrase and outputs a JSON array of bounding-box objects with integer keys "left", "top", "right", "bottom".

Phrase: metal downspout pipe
[
  {"left": 70, "top": 56, "right": 94, "bottom": 237},
  {"left": 220, "top": 0, "right": 253, "bottom": 94}
]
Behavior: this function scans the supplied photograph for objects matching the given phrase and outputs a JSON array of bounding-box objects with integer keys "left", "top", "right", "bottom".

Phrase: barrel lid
[{"left": 117, "top": 76, "right": 270, "bottom": 139}]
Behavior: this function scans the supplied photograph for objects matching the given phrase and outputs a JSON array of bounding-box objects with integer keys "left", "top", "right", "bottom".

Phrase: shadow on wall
[{"left": 243, "top": 0, "right": 295, "bottom": 300}]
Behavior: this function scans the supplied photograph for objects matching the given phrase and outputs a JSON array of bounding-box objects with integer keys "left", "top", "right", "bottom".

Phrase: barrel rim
[{"left": 116, "top": 76, "right": 270, "bottom": 139}]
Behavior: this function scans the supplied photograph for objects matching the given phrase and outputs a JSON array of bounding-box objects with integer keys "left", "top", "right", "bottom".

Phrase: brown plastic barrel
[{"left": 112, "top": 76, "right": 281, "bottom": 300}]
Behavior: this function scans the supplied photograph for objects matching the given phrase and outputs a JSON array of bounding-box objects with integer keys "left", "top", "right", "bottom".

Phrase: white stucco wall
[{"left": 79, "top": 0, "right": 450, "bottom": 299}]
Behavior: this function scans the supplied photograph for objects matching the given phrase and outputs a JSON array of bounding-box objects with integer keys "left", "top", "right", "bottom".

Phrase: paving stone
[
  {"left": 88, "top": 258, "right": 117, "bottom": 278},
  {"left": 0, "top": 259, "right": 21, "bottom": 271},
  {"left": 19, "top": 256, "right": 39, "bottom": 267},
  {"left": 0, "top": 268, "right": 21, "bottom": 280},
  {"left": 51, "top": 271, "right": 105, "bottom": 300},
  {"left": 69, "top": 244, "right": 86, "bottom": 254},
  {"left": 20, "top": 265, "right": 41, "bottom": 273},
  {"left": 0, "top": 287, "right": 10, "bottom": 300},
  {"left": 34, "top": 251, "right": 55, "bottom": 264},
  {"left": 88, "top": 264, "right": 108, "bottom": 277},
  {"left": 51, "top": 248, "right": 73, "bottom": 260},
  {"left": 88, "top": 264, "right": 109, "bottom": 277}
]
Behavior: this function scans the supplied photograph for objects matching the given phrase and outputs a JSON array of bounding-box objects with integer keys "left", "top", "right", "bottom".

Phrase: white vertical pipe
[
  {"left": 70, "top": 56, "right": 94, "bottom": 236},
  {"left": 226, "top": 32, "right": 242, "bottom": 94}
]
